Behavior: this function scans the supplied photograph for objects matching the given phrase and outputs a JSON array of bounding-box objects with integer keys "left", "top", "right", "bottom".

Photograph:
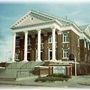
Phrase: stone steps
[{"left": 0, "top": 61, "right": 44, "bottom": 80}]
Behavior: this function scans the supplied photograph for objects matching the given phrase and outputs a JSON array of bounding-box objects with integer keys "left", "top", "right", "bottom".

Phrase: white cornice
[
  {"left": 83, "top": 33, "right": 90, "bottom": 42},
  {"left": 54, "top": 23, "right": 81, "bottom": 36},
  {"left": 10, "top": 11, "right": 32, "bottom": 29},
  {"left": 11, "top": 10, "right": 54, "bottom": 29},
  {"left": 12, "top": 22, "right": 55, "bottom": 33}
]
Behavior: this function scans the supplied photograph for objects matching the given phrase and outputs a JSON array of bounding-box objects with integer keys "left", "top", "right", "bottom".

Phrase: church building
[{"left": 11, "top": 10, "right": 90, "bottom": 63}]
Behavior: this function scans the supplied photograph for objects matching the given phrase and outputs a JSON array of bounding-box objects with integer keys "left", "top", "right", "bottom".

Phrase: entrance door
[{"left": 27, "top": 52, "right": 31, "bottom": 61}]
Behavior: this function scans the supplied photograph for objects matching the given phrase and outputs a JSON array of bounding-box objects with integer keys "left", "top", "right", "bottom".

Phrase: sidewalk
[{"left": 0, "top": 75, "right": 90, "bottom": 88}]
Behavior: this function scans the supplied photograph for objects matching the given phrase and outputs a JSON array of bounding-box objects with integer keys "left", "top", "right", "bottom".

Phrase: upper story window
[
  {"left": 48, "top": 35, "right": 57, "bottom": 43},
  {"left": 48, "top": 35, "right": 52, "bottom": 43},
  {"left": 63, "top": 32, "right": 69, "bottom": 43},
  {"left": 63, "top": 49, "right": 69, "bottom": 59},
  {"left": 16, "top": 39, "right": 20, "bottom": 47}
]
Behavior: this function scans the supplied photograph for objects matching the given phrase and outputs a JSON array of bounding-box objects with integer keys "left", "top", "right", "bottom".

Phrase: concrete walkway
[{"left": 0, "top": 75, "right": 90, "bottom": 88}]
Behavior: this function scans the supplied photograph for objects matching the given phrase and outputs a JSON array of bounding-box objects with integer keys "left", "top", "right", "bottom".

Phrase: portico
[{"left": 12, "top": 25, "right": 61, "bottom": 62}]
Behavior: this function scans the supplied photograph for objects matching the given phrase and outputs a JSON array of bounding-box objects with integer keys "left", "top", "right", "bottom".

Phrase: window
[
  {"left": 48, "top": 35, "right": 57, "bottom": 43},
  {"left": 16, "top": 39, "right": 20, "bottom": 47},
  {"left": 41, "top": 43, "right": 44, "bottom": 49},
  {"left": 31, "top": 17, "right": 33, "bottom": 20},
  {"left": 48, "top": 48, "right": 52, "bottom": 60},
  {"left": 63, "top": 49, "right": 69, "bottom": 59},
  {"left": 15, "top": 53, "right": 19, "bottom": 59},
  {"left": 63, "top": 32, "right": 69, "bottom": 43},
  {"left": 48, "top": 35, "right": 52, "bottom": 43},
  {"left": 28, "top": 37, "right": 31, "bottom": 46}
]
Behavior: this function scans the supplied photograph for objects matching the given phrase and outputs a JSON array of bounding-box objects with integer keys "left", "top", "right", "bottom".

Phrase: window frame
[
  {"left": 63, "top": 32, "right": 69, "bottom": 43},
  {"left": 48, "top": 35, "right": 52, "bottom": 43},
  {"left": 63, "top": 49, "right": 69, "bottom": 59}
]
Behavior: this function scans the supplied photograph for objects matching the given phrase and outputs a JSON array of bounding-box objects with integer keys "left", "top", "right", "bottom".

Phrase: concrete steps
[{"left": 0, "top": 61, "right": 44, "bottom": 80}]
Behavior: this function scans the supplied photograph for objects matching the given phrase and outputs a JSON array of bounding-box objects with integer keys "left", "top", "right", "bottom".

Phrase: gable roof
[
  {"left": 79, "top": 25, "right": 90, "bottom": 38},
  {"left": 11, "top": 10, "right": 76, "bottom": 29},
  {"left": 11, "top": 10, "right": 90, "bottom": 41},
  {"left": 79, "top": 25, "right": 89, "bottom": 31}
]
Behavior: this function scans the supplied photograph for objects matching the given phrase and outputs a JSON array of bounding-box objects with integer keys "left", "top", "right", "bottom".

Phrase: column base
[
  {"left": 21, "top": 60, "right": 28, "bottom": 62},
  {"left": 36, "top": 59, "right": 42, "bottom": 62},
  {"left": 50, "top": 59, "right": 57, "bottom": 62}
]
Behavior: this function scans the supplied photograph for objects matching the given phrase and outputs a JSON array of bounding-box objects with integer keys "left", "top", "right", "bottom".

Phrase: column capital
[
  {"left": 24, "top": 31, "right": 28, "bottom": 34},
  {"left": 57, "top": 30, "right": 62, "bottom": 35},
  {"left": 51, "top": 26, "right": 56, "bottom": 30},
  {"left": 12, "top": 32, "right": 16, "bottom": 35},
  {"left": 37, "top": 29, "right": 41, "bottom": 32}
]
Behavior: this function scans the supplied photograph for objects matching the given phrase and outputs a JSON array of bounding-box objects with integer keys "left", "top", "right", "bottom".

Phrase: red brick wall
[
  {"left": 30, "top": 35, "right": 36, "bottom": 61},
  {"left": 80, "top": 39, "right": 85, "bottom": 62},
  {"left": 69, "top": 30, "right": 80, "bottom": 61}
]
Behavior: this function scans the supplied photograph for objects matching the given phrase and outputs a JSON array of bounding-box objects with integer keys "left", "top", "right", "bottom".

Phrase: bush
[
  {"left": 35, "top": 76, "right": 69, "bottom": 82},
  {"left": 47, "top": 74, "right": 70, "bottom": 78}
]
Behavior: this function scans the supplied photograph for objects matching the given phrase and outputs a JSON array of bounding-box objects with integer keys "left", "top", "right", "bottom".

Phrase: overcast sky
[{"left": 0, "top": 2, "right": 90, "bottom": 62}]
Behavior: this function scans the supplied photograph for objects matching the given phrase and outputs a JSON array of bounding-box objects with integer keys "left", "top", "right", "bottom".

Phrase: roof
[
  {"left": 79, "top": 25, "right": 89, "bottom": 31},
  {"left": 11, "top": 10, "right": 90, "bottom": 41},
  {"left": 11, "top": 10, "right": 75, "bottom": 29}
]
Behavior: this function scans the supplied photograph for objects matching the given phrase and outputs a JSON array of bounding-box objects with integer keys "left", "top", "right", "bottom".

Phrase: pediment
[{"left": 11, "top": 11, "right": 53, "bottom": 29}]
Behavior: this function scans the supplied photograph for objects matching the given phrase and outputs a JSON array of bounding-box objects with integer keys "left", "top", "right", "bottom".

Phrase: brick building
[{"left": 11, "top": 10, "right": 90, "bottom": 75}]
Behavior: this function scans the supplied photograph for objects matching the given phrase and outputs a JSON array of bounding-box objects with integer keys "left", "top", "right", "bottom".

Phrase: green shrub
[
  {"left": 47, "top": 74, "right": 69, "bottom": 78},
  {"left": 35, "top": 76, "right": 69, "bottom": 82}
]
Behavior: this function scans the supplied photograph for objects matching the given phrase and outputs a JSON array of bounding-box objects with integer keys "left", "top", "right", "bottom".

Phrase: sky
[{"left": 0, "top": 2, "right": 90, "bottom": 62}]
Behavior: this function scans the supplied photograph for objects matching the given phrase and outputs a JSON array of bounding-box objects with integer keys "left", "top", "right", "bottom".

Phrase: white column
[
  {"left": 52, "top": 27, "right": 56, "bottom": 61},
  {"left": 37, "top": 30, "right": 41, "bottom": 61},
  {"left": 12, "top": 32, "right": 16, "bottom": 62},
  {"left": 24, "top": 31, "right": 28, "bottom": 61}
]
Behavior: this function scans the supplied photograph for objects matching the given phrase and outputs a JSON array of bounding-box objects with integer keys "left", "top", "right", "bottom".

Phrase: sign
[{"left": 53, "top": 66, "right": 66, "bottom": 75}]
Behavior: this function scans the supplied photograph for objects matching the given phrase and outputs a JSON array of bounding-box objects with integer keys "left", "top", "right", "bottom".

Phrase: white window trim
[
  {"left": 48, "top": 35, "right": 57, "bottom": 43},
  {"left": 63, "top": 32, "right": 69, "bottom": 43},
  {"left": 48, "top": 35, "right": 52, "bottom": 43},
  {"left": 48, "top": 48, "right": 52, "bottom": 60},
  {"left": 63, "top": 49, "right": 69, "bottom": 59}
]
